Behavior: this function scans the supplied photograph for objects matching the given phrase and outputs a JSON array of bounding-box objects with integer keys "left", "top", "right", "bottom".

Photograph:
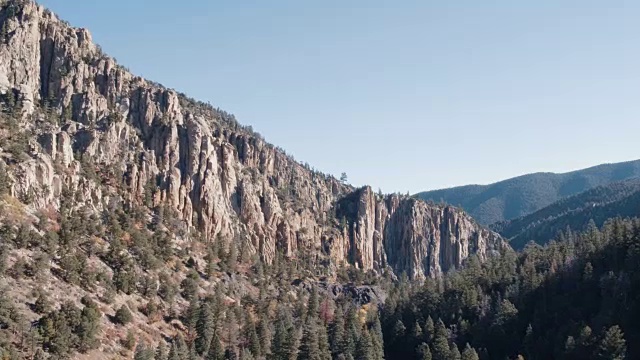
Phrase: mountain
[
  {"left": 415, "top": 159, "right": 640, "bottom": 225},
  {"left": 491, "top": 178, "right": 640, "bottom": 249},
  {"left": 0, "top": 0, "right": 502, "bottom": 281},
  {"left": 0, "top": 2, "right": 505, "bottom": 359}
]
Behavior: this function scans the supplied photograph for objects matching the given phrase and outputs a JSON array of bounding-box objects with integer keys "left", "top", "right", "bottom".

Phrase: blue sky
[{"left": 38, "top": 1, "right": 640, "bottom": 193}]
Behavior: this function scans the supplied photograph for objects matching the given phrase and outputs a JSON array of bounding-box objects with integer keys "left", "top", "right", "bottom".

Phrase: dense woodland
[
  {"left": 492, "top": 179, "right": 640, "bottom": 249},
  {"left": 416, "top": 161, "right": 640, "bottom": 225},
  {"left": 382, "top": 218, "right": 638, "bottom": 360}
]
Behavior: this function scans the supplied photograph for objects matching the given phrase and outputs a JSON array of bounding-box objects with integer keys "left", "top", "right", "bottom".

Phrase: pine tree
[
  {"left": 258, "top": 312, "right": 271, "bottom": 356},
  {"left": 78, "top": 299, "right": 101, "bottom": 351},
  {"left": 184, "top": 297, "right": 200, "bottom": 334},
  {"left": 124, "top": 330, "right": 136, "bottom": 350},
  {"left": 317, "top": 320, "right": 332, "bottom": 360},
  {"left": 168, "top": 341, "right": 181, "bottom": 360},
  {"left": 114, "top": 305, "right": 133, "bottom": 325},
  {"left": 412, "top": 321, "right": 423, "bottom": 340},
  {"left": 330, "top": 305, "right": 345, "bottom": 357},
  {"left": 196, "top": 302, "right": 215, "bottom": 355},
  {"left": 460, "top": 343, "right": 479, "bottom": 360},
  {"left": 307, "top": 287, "right": 319, "bottom": 319},
  {"left": 417, "top": 343, "right": 432, "bottom": 360},
  {"left": 225, "top": 306, "right": 240, "bottom": 357},
  {"left": 135, "top": 343, "right": 154, "bottom": 360},
  {"left": 370, "top": 313, "right": 384, "bottom": 360},
  {"left": 207, "top": 331, "right": 225, "bottom": 360},
  {"left": 355, "top": 328, "right": 373, "bottom": 360},
  {"left": 176, "top": 334, "right": 189, "bottom": 360},
  {"left": 598, "top": 325, "right": 626, "bottom": 360},
  {"left": 188, "top": 343, "right": 199, "bottom": 360},
  {"left": 298, "top": 316, "right": 321, "bottom": 360},
  {"left": 271, "top": 307, "right": 296, "bottom": 360},
  {"left": 449, "top": 343, "right": 461, "bottom": 360},
  {"left": 245, "top": 319, "right": 262, "bottom": 358},
  {"left": 343, "top": 305, "right": 360, "bottom": 358},
  {"left": 431, "top": 319, "right": 450, "bottom": 360},
  {"left": 156, "top": 341, "right": 169, "bottom": 360},
  {"left": 168, "top": 340, "right": 182, "bottom": 360},
  {"left": 424, "top": 316, "right": 435, "bottom": 343},
  {"left": 390, "top": 319, "right": 406, "bottom": 350},
  {"left": 241, "top": 349, "right": 255, "bottom": 360}
]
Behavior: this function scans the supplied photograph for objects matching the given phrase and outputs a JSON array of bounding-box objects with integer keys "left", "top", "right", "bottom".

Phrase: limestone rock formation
[{"left": 0, "top": 0, "right": 506, "bottom": 279}]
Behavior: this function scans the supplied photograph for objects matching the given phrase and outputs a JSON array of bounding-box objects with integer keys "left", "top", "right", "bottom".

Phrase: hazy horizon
[{"left": 38, "top": 1, "right": 640, "bottom": 193}]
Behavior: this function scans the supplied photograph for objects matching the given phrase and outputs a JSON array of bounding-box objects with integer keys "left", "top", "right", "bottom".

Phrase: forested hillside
[
  {"left": 381, "top": 217, "right": 639, "bottom": 360},
  {"left": 492, "top": 178, "right": 640, "bottom": 249},
  {"left": 416, "top": 160, "right": 640, "bottom": 225}
]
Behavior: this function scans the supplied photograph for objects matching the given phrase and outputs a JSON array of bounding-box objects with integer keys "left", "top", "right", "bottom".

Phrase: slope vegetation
[
  {"left": 492, "top": 178, "right": 640, "bottom": 249},
  {"left": 416, "top": 160, "right": 640, "bottom": 225}
]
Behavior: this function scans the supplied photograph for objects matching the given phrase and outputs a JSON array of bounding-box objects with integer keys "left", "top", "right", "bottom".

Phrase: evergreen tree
[
  {"left": 156, "top": 341, "right": 169, "bottom": 360},
  {"left": 370, "top": 313, "right": 385, "bottom": 360},
  {"left": 330, "top": 305, "right": 346, "bottom": 357},
  {"left": 343, "top": 305, "right": 360, "bottom": 358},
  {"left": 114, "top": 305, "right": 133, "bottom": 325},
  {"left": 449, "top": 343, "right": 461, "bottom": 360},
  {"left": 298, "top": 316, "right": 321, "bottom": 360},
  {"left": 598, "top": 325, "right": 626, "bottom": 360},
  {"left": 317, "top": 320, "right": 332, "bottom": 360},
  {"left": 460, "top": 343, "right": 479, "bottom": 360},
  {"left": 241, "top": 349, "right": 255, "bottom": 360},
  {"left": 188, "top": 343, "right": 199, "bottom": 360},
  {"left": 184, "top": 296, "right": 200, "bottom": 335},
  {"left": 135, "top": 343, "right": 154, "bottom": 360},
  {"left": 124, "top": 330, "right": 136, "bottom": 350},
  {"left": 34, "top": 292, "right": 51, "bottom": 314},
  {"left": 271, "top": 307, "right": 297, "bottom": 360},
  {"left": 417, "top": 343, "right": 432, "bottom": 360},
  {"left": 431, "top": 320, "right": 450, "bottom": 360},
  {"left": 258, "top": 312, "right": 271, "bottom": 356},
  {"left": 423, "top": 316, "right": 435, "bottom": 343},
  {"left": 207, "top": 331, "right": 225, "bottom": 360},
  {"left": 176, "top": 334, "right": 189, "bottom": 360},
  {"left": 196, "top": 302, "right": 215, "bottom": 355},
  {"left": 355, "top": 328, "right": 373, "bottom": 360},
  {"left": 78, "top": 299, "right": 101, "bottom": 351},
  {"left": 245, "top": 319, "right": 262, "bottom": 358},
  {"left": 307, "top": 287, "right": 319, "bottom": 319},
  {"left": 412, "top": 321, "right": 423, "bottom": 341},
  {"left": 168, "top": 340, "right": 182, "bottom": 360}
]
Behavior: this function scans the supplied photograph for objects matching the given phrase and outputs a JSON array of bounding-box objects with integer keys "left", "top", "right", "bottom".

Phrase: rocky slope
[{"left": 0, "top": 0, "right": 504, "bottom": 280}]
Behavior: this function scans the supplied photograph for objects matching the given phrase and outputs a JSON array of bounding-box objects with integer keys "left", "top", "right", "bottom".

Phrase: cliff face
[
  {"left": 0, "top": 0, "right": 506, "bottom": 279},
  {"left": 337, "top": 187, "right": 504, "bottom": 278}
]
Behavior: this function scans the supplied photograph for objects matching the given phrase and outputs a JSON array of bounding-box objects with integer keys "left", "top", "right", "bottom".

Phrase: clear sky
[{"left": 38, "top": 0, "right": 640, "bottom": 194}]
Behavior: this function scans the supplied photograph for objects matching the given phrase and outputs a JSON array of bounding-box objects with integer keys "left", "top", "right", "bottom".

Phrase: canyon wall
[{"left": 0, "top": 0, "right": 506, "bottom": 279}]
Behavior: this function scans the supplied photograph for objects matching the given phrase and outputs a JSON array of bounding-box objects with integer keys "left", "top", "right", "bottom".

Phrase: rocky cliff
[{"left": 0, "top": 0, "right": 505, "bottom": 279}]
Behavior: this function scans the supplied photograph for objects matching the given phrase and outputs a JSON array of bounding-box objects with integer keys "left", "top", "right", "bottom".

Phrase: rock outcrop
[{"left": 0, "top": 0, "right": 506, "bottom": 279}]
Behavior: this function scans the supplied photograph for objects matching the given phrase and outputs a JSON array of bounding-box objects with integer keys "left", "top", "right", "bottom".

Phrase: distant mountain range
[
  {"left": 491, "top": 178, "right": 640, "bottom": 249},
  {"left": 415, "top": 159, "right": 640, "bottom": 225}
]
